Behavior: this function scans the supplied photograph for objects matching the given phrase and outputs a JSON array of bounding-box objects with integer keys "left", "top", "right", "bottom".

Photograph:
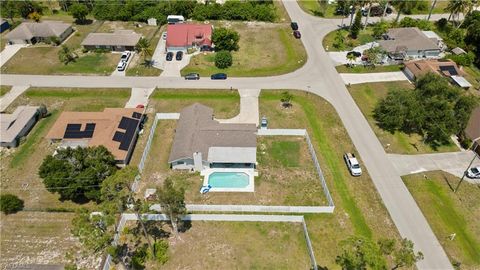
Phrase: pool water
[{"left": 208, "top": 172, "right": 249, "bottom": 188}]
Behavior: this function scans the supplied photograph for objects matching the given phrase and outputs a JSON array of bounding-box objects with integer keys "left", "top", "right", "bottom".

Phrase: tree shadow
[
  {"left": 178, "top": 220, "right": 192, "bottom": 233},
  {"left": 441, "top": 172, "right": 456, "bottom": 192},
  {"left": 74, "top": 19, "right": 93, "bottom": 25}
]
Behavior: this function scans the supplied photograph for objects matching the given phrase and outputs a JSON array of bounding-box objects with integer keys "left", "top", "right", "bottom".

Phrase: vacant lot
[
  {"left": 260, "top": 91, "right": 400, "bottom": 266},
  {"left": 1, "top": 88, "right": 130, "bottom": 210},
  {"left": 0, "top": 212, "right": 79, "bottom": 268},
  {"left": 336, "top": 64, "right": 403, "bottom": 73},
  {"left": 404, "top": 171, "right": 480, "bottom": 268},
  {"left": 181, "top": 22, "right": 306, "bottom": 77},
  {"left": 323, "top": 28, "right": 375, "bottom": 52},
  {"left": 348, "top": 82, "right": 459, "bottom": 154},
  {"left": 118, "top": 221, "right": 311, "bottom": 269}
]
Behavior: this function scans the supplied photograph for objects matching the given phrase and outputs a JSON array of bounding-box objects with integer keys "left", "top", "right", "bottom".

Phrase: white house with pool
[{"left": 168, "top": 103, "right": 257, "bottom": 192}]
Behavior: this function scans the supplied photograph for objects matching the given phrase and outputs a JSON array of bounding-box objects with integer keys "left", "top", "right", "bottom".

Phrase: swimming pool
[{"left": 208, "top": 172, "right": 250, "bottom": 188}]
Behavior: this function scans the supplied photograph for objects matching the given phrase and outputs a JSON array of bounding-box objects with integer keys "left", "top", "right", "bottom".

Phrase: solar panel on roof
[
  {"left": 439, "top": 65, "right": 458, "bottom": 76},
  {"left": 132, "top": 112, "right": 142, "bottom": 119},
  {"left": 116, "top": 117, "right": 140, "bottom": 151},
  {"left": 64, "top": 123, "right": 96, "bottom": 139},
  {"left": 66, "top": 123, "right": 81, "bottom": 131},
  {"left": 113, "top": 131, "right": 124, "bottom": 142}
]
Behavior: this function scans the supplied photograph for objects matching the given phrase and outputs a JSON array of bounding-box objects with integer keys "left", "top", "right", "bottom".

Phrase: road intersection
[{"left": 0, "top": 2, "right": 455, "bottom": 269}]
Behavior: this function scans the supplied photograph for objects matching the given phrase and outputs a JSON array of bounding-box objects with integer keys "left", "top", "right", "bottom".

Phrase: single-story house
[
  {"left": 45, "top": 108, "right": 145, "bottom": 165},
  {"left": 166, "top": 23, "right": 212, "bottom": 51},
  {"left": 1, "top": 106, "right": 40, "bottom": 148},
  {"left": 379, "top": 27, "right": 441, "bottom": 60},
  {"left": 168, "top": 103, "right": 257, "bottom": 172},
  {"left": 465, "top": 106, "right": 480, "bottom": 154},
  {"left": 403, "top": 59, "right": 472, "bottom": 88},
  {"left": 81, "top": 30, "right": 141, "bottom": 52},
  {"left": 5, "top": 21, "right": 73, "bottom": 45},
  {"left": 0, "top": 19, "right": 10, "bottom": 33}
]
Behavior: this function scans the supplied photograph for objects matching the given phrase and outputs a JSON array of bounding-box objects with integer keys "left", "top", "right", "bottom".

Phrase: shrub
[
  {"left": 214, "top": 51, "right": 233, "bottom": 69},
  {"left": 446, "top": 52, "right": 475, "bottom": 66},
  {"left": 436, "top": 18, "right": 449, "bottom": 31},
  {"left": 0, "top": 194, "right": 24, "bottom": 214},
  {"left": 150, "top": 240, "right": 169, "bottom": 264}
]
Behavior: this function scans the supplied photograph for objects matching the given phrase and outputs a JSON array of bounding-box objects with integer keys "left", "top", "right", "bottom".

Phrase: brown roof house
[
  {"left": 46, "top": 108, "right": 145, "bottom": 165},
  {"left": 81, "top": 30, "right": 141, "bottom": 52},
  {"left": 403, "top": 59, "right": 472, "bottom": 88},
  {"left": 465, "top": 106, "right": 480, "bottom": 153},
  {"left": 168, "top": 103, "right": 257, "bottom": 172},
  {"left": 379, "top": 27, "right": 441, "bottom": 60},
  {"left": 1, "top": 106, "right": 40, "bottom": 148},
  {"left": 5, "top": 21, "right": 73, "bottom": 45}
]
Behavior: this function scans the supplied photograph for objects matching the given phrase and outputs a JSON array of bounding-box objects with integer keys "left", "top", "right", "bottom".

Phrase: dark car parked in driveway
[
  {"left": 293, "top": 30, "right": 301, "bottom": 39},
  {"left": 347, "top": 51, "right": 362, "bottom": 58},
  {"left": 200, "top": 45, "right": 214, "bottom": 52},
  {"left": 166, "top": 52, "right": 173, "bottom": 61},
  {"left": 176, "top": 51, "right": 183, "bottom": 61},
  {"left": 211, "top": 73, "right": 227, "bottom": 80},
  {"left": 185, "top": 73, "right": 200, "bottom": 80},
  {"left": 290, "top": 22, "right": 298, "bottom": 30}
]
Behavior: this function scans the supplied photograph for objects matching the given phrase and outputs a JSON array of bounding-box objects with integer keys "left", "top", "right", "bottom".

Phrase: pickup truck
[{"left": 344, "top": 152, "right": 362, "bottom": 176}]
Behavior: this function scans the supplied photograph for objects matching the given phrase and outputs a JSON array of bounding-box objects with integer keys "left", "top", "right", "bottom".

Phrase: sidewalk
[
  {"left": 0, "top": 85, "right": 29, "bottom": 112},
  {"left": 0, "top": 44, "right": 27, "bottom": 68},
  {"left": 340, "top": 71, "right": 408, "bottom": 84}
]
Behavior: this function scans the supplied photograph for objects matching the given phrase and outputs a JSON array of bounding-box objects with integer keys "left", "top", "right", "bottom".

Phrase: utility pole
[{"left": 454, "top": 144, "right": 478, "bottom": 193}]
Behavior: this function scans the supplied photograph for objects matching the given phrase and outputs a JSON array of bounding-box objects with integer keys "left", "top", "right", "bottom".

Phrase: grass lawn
[
  {"left": 1, "top": 88, "right": 130, "bottom": 210},
  {"left": 323, "top": 28, "right": 375, "bottom": 52},
  {"left": 181, "top": 22, "right": 306, "bottom": 77},
  {"left": 260, "top": 91, "right": 400, "bottom": 267},
  {"left": 297, "top": 0, "right": 342, "bottom": 18},
  {"left": 0, "top": 85, "right": 12, "bottom": 96},
  {"left": 0, "top": 212, "right": 80, "bottom": 267},
  {"left": 273, "top": 0, "right": 291, "bottom": 22},
  {"left": 463, "top": 65, "right": 480, "bottom": 93},
  {"left": 336, "top": 64, "right": 403, "bottom": 73},
  {"left": 348, "top": 82, "right": 460, "bottom": 154},
  {"left": 403, "top": 171, "right": 480, "bottom": 268}
]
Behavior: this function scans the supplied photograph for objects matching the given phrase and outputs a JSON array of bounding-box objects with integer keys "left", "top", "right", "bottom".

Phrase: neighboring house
[
  {"left": 45, "top": 108, "right": 145, "bottom": 165},
  {"left": 0, "top": 106, "right": 40, "bottom": 148},
  {"left": 378, "top": 27, "right": 441, "bottom": 60},
  {"left": 81, "top": 30, "right": 141, "bottom": 52},
  {"left": 168, "top": 103, "right": 257, "bottom": 172},
  {"left": 166, "top": 23, "right": 212, "bottom": 51},
  {"left": 0, "top": 19, "right": 10, "bottom": 33},
  {"left": 403, "top": 59, "right": 472, "bottom": 89},
  {"left": 422, "top": 30, "right": 446, "bottom": 51},
  {"left": 465, "top": 106, "right": 480, "bottom": 154},
  {"left": 5, "top": 21, "right": 73, "bottom": 45}
]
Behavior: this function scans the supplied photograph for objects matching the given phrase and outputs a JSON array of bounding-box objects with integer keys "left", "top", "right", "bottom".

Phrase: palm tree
[
  {"left": 392, "top": 0, "right": 408, "bottom": 23},
  {"left": 427, "top": 0, "right": 438, "bottom": 21},
  {"left": 363, "top": 0, "right": 374, "bottom": 30},
  {"left": 136, "top": 37, "right": 153, "bottom": 65},
  {"left": 445, "top": 0, "right": 472, "bottom": 23},
  {"left": 346, "top": 53, "right": 357, "bottom": 67}
]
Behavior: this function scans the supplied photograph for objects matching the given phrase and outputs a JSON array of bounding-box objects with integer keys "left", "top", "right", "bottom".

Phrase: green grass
[
  {"left": 126, "top": 65, "right": 162, "bottom": 76},
  {"left": 151, "top": 89, "right": 239, "bottom": 100},
  {"left": 323, "top": 29, "right": 375, "bottom": 52},
  {"left": 0, "top": 85, "right": 12, "bottom": 96},
  {"left": 404, "top": 172, "right": 480, "bottom": 267},
  {"left": 181, "top": 23, "right": 306, "bottom": 77},
  {"left": 270, "top": 141, "right": 300, "bottom": 167},
  {"left": 348, "top": 82, "right": 460, "bottom": 154},
  {"left": 336, "top": 64, "right": 403, "bottom": 73},
  {"left": 463, "top": 65, "right": 480, "bottom": 92},
  {"left": 24, "top": 88, "right": 130, "bottom": 99},
  {"left": 297, "top": 0, "right": 342, "bottom": 18},
  {"left": 55, "top": 53, "right": 119, "bottom": 75}
]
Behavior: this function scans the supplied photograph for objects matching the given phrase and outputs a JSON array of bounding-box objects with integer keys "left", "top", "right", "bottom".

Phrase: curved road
[{"left": 0, "top": 2, "right": 453, "bottom": 269}]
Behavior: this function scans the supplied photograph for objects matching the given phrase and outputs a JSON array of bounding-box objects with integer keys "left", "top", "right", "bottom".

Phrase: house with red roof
[{"left": 166, "top": 23, "right": 212, "bottom": 51}]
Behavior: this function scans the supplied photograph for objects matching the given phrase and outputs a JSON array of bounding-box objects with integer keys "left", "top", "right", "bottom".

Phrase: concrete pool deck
[{"left": 201, "top": 168, "right": 257, "bottom": 192}]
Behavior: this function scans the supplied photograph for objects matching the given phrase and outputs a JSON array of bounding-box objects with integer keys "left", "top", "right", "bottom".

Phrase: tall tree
[
  {"left": 156, "top": 177, "right": 187, "bottom": 239},
  {"left": 100, "top": 166, "right": 138, "bottom": 214},
  {"left": 363, "top": 0, "right": 374, "bottom": 30},
  {"left": 71, "top": 209, "right": 115, "bottom": 252},
  {"left": 1, "top": 0, "right": 19, "bottom": 23},
  {"left": 212, "top": 27, "right": 240, "bottom": 51},
  {"left": 446, "top": 0, "right": 472, "bottom": 23},
  {"left": 350, "top": 9, "right": 362, "bottom": 38},
  {"left": 69, "top": 3, "right": 89, "bottom": 24},
  {"left": 136, "top": 37, "right": 152, "bottom": 65}
]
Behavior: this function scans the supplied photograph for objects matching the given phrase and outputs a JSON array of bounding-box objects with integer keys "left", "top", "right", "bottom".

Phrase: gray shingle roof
[
  {"left": 378, "top": 27, "right": 439, "bottom": 53},
  {"left": 81, "top": 30, "right": 141, "bottom": 47},
  {"left": 0, "top": 106, "right": 39, "bottom": 144},
  {"left": 168, "top": 103, "right": 257, "bottom": 163},
  {"left": 5, "top": 21, "right": 71, "bottom": 40}
]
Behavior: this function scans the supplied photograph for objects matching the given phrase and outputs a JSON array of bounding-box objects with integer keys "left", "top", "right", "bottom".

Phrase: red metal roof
[{"left": 166, "top": 24, "right": 212, "bottom": 48}]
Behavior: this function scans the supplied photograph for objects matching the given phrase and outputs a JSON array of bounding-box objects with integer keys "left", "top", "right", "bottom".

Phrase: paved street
[
  {"left": 388, "top": 151, "right": 480, "bottom": 183},
  {"left": 0, "top": 3, "right": 455, "bottom": 269},
  {"left": 340, "top": 71, "right": 409, "bottom": 84}
]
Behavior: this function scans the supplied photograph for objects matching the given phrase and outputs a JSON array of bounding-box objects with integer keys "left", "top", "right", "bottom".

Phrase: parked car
[
  {"left": 290, "top": 22, "right": 298, "bottom": 30},
  {"left": 466, "top": 166, "right": 480, "bottom": 179},
  {"left": 117, "top": 61, "right": 126, "bottom": 71},
  {"left": 211, "top": 73, "right": 227, "bottom": 80},
  {"left": 293, "top": 30, "right": 301, "bottom": 39},
  {"left": 176, "top": 51, "right": 183, "bottom": 61},
  {"left": 200, "top": 45, "right": 214, "bottom": 52},
  {"left": 136, "top": 104, "right": 145, "bottom": 109},
  {"left": 120, "top": 51, "right": 131, "bottom": 62},
  {"left": 343, "top": 152, "right": 362, "bottom": 176},
  {"left": 185, "top": 73, "right": 200, "bottom": 80},
  {"left": 166, "top": 52, "right": 174, "bottom": 61},
  {"left": 347, "top": 51, "right": 362, "bottom": 58}
]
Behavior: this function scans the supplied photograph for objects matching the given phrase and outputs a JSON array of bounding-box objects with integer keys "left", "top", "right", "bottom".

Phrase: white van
[{"left": 167, "top": 15, "right": 185, "bottom": 24}]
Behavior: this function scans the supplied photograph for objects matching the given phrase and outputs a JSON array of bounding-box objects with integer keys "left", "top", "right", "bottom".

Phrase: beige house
[
  {"left": 81, "top": 30, "right": 141, "bottom": 52},
  {"left": 5, "top": 21, "right": 73, "bottom": 44},
  {"left": 168, "top": 103, "right": 257, "bottom": 172},
  {"left": 465, "top": 107, "right": 480, "bottom": 154},
  {"left": 379, "top": 27, "right": 441, "bottom": 60},
  {"left": 1, "top": 106, "right": 40, "bottom": 148}
]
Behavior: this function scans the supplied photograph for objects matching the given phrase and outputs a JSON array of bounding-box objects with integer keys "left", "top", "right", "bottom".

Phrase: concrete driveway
[
  {"left": 0, "top": 44, "right": 28, "bottom": 68},
  {"left": 124, "top": 87, "right": 155, "bottom": 108},
  {"left": 340, "top": 71, "right": 409, "bottom": 84},
  {"left": 388, "top": 151, "right": 480, "bottom": 183},
  {"left": 111, "top": 52, "right": 135, "bottom": 77},
  {"left": 327, "top": 42, "right": 378, "bottom": 66},
  {"left": 0, "top": 85, "right": 29, "bottom": 112},
  {"left": 216, "top": 89, "right": 260, "bottom": 126},
  {"left": 151, "top": 33, "right": 194, "bottom": 77}
]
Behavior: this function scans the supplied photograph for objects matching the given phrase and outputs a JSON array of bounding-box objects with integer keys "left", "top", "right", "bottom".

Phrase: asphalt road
[{"left": 0, "top": 3, "right": 454, "bottom": 269}]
